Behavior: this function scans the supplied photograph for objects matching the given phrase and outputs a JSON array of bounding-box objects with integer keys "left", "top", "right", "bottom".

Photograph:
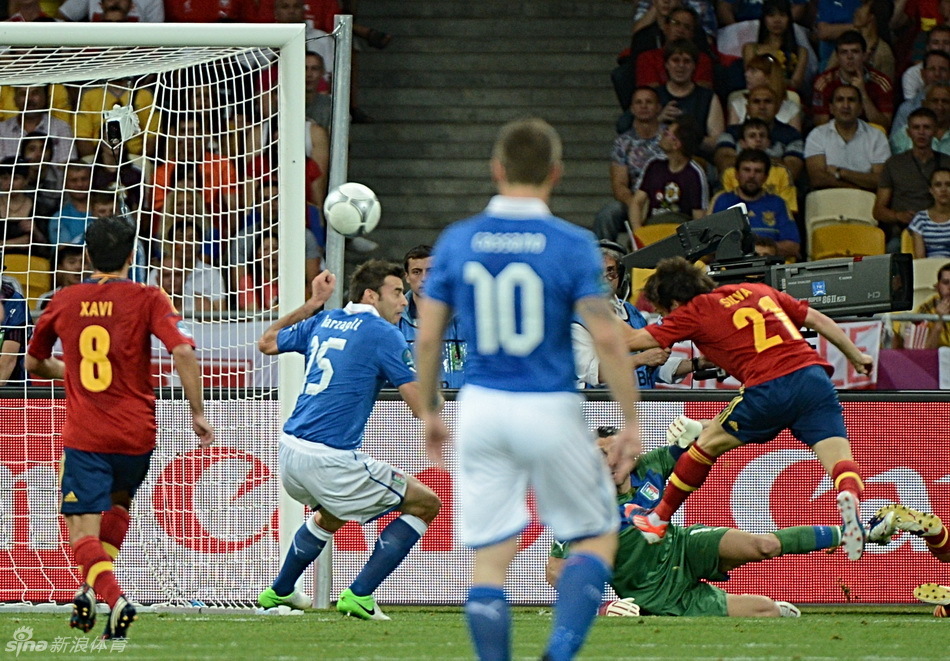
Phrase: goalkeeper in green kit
[{"left": 547, "top": 420, "right": 849, "bottom": 617}]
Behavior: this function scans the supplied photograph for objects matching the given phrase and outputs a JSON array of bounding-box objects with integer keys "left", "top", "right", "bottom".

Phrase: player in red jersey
[
  {"left": 624, "top": 257, "right": 873, "bottom": 561},
  {"left": 26, "top": 216, "right": 214, "bottom": 639}
]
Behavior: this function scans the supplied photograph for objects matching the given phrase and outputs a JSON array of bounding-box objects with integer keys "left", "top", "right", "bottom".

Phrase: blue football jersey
[
  {"left": 426, "top": 196, "right": 608, "bottom": 393},
  {"left": 278, "top": 303, "right": 415, "bottom": 449}
]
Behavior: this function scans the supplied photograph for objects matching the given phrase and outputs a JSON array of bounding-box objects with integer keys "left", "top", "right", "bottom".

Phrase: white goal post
[{"left": 0, "top": 20, "right": 358, "bottom": 608}]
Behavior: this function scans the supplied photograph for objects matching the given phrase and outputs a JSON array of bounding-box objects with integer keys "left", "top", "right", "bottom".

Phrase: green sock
[{"left": 773, "top": 525, "right": 841, "bottom": 555}]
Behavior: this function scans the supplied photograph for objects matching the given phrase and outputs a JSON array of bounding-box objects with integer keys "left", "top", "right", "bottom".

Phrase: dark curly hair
[{"left": 643, "top": 256, "right": 716, "bottom": 312}]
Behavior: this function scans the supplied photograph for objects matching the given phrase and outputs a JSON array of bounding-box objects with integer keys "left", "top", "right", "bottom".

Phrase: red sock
[
  {"left": 100, "top": 505, "right": 130, "bottom": 561},
  {"left": 831, "top": 460, "right": 864, "bottom": 498},
  {"left": 73, "top": 536, "right": 123, "bottom": 608},
  {"left": 926, "top": 526, "right": 950, "bottom": 559},
  {"left": 654, "top": 444, "right": 716, "bottom": 521}
]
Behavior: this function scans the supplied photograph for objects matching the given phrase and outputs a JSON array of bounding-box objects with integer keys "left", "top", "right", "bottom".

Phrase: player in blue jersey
[
  {"left": 415, "top": 118, "right": 642, "bottom": 661},
  {"left": 256, "top": 261, "right": 441, "bottom": 620},
  {"left": 572, "top": 240, "right": 695, "bottom": 389},
  {"left": 397, "top": 244, "right": 467, "bottom": 388}
]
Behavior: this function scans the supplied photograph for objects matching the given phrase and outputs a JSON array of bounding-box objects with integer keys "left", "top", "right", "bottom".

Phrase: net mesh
[{"left": 0, "top": 35, "right": 314, "bottom": 606}]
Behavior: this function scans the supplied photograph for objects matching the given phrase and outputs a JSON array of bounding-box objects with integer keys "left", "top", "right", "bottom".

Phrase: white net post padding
[{"left": 0, "top": 23, "right": 318, "bottom": 607}]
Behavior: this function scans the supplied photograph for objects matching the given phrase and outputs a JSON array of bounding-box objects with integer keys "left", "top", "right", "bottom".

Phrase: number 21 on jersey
[
  {"left": 302, "top": 336, "right": 347, "bottom": 395},
  {"left": 463, "top": 261, "right": 544, "bottom": 356},
  {"left": 731, "top": 295, "right": 803, "bottom": 353}
]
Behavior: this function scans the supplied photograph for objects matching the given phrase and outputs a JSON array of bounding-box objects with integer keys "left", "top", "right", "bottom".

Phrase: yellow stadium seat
[
  {"left": 901, "top": 228, "right": 915, "bottom": 255},
  {"left": 629, "top": 267, "right": 656, "bottom": 303},
  {"left": 804, "top": 189, "right": 877, "bottom": 247},
  {"left": 634, "top": 223, "right": 680, "bottom": 248},
  {"left": 810, "top": 224, "right": 885, "bottom": 261},
  {"left": 912, "top": 257, "right": 950, "bottom": 310},
  {"left": 2, "top": 253, "right": 52, "bottom": 304}
]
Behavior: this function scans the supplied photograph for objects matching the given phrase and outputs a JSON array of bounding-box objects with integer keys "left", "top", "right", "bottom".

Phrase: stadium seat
[
  {"left": 901, "top": 229, "right": 915, "bottom": 255},
  {"left": 810, "top": 224, "right": 885, "bottom": 261},
  {"left": 630, "top": 267, "right": 656, "bottom": 303},
  {"left": 634, "top": 223, "right": 680, "bottom": 248},
  {"left": 804, "top": 189, "right": 877, "bottom": 255},
  {"left": 2, "top": 253, "right": 51, "bottom": 303},
  {"left": 912, "top": 257, "right": 950, "bottom": 310}
]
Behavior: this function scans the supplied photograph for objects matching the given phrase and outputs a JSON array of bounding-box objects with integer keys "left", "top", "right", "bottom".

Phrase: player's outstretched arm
[
  {"left": 258, "top": 270, "right": 336, "bottom": 355},
  {"left": 621, "top": 323, "right": 663, "bottom": 352},
  {"left": 803, "top": 308, "right": 874, "bottom": 375},
  {"left": 577, "top": 295, "right": 642, "bottom": 481},
  {"left": 172, "top": 344, "right": 215, "bottom": 448},
  {"left": 415, "top": 297, "right": 452, "bottom": 467},
  {"left": 24, "top": 354, "right": 65, "bottom": 381}
]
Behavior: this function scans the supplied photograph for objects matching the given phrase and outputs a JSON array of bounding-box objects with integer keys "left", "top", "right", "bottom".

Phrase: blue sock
[
  {"left": 272, "top": 517, "right": 330, "bottom": 596},
  {"left": 545, "top": 552, "right": 611, "bottom": 661},
  {"left": 465, "top": 585, "right": 510, "bottom": 661},
  {"left": 350, "top": 515, "right": 426, "bottom": 597}
]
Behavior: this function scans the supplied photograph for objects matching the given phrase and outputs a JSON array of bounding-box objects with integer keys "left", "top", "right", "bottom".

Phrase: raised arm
[{"left": 258, "top": 270, "right": 336, "bottom": 355}]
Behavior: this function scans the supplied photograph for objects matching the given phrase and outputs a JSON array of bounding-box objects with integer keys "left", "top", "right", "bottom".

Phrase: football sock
[
  {"left": 349, "top": 514, "right": 427, "bottom": 597},
  {"left": 655, "top": 444, "right": 716, "bottom": 521},
  {"left": 99, "top": 505, "right": 130, "bottom": 561},
  {"left": 272, "top": 516, "right": 332, "bottom": 596},
  {"left": 926, "top": 527, "right": 950, "bottom": 557},
  {"left": 545, "top": 552, "right": 611, "bottom": 661},
  {"left": 465, "top": 585, "right": 510, "bottom": 661},
  {"left": 831, "top": 459, "right": 864, "bottom": 498},
  {"left": 73, "top": 536, "right": 122, "bottom": 609},
  {"left": 774, "top": 525, "right": 841, "bottom": 554}
]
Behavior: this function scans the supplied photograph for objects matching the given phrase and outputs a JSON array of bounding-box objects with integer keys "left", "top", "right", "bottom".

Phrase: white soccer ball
[
  {"left": 324, "top": 182, "right": 381, "bottom": 237},
  {"left": 599, "top": 598, "right": 640, "bottom": 617}
]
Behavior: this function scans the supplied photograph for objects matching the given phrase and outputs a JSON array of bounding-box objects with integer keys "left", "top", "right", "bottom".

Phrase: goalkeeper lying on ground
[
  {"left": 547, "top": 419, "right": 849, "bottom": 617},
  {"left": 867, "top": 503, "right": 950, "bottom": 607}
]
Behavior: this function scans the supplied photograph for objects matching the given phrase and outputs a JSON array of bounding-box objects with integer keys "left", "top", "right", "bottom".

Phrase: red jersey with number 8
[
  {"left": 27, "top": 277, "right": 194, "bottom": 454},
  {"left": 645, "top": 282, "right": 832, "bottom": 387}
]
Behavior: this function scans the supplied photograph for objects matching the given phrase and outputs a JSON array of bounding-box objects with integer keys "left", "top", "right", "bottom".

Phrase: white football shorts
[
  {"left": 279, "top": 432, "right": 407, "bottom": 524},
  {"left": 456, "top": 385, "right": 618, "bottom": 548}
]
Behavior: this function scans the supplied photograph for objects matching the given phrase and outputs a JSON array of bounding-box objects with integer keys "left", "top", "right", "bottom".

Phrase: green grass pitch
[{"left": 0, "top": 605, "right": 944, "bottom": 660}]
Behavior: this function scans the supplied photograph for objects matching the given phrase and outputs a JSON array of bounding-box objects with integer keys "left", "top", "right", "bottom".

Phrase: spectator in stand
[
  {"left": 0, "top": 82, "right": 70, "bottom": 124},
  {"left": 628, "top": 118, "right": 708, "bottom": 228},
  {"left": 805, "top": 84, "right": 891, "bottom": 191},
  {"left": 73, "top": 77, "right": 159, "bottom": 160},
  {"left": 812, "top": 30, "right": 894, "bottom": 130},
  {"left": 47, "top": 161, "right": 93, "bottom": 245},
  {"left": 36, "top": 244, "right": 87, "bottom": 312},
  {"left": 754, "top": 234, "right": 780, "bottom": 256},
  {"left": 0, "top": 277, "right": 30, "bottom": 385},
  {"left": 653, "top": 39, "right": 724, "bottom": 157},
  {"left": 727, "top": 55, "right": 803, "bottom": 130},
  {"left": 892, "top": 0, "right": 949, "bottom": 70},
  {"left": 902, "top": 26, "right": 950, "bottom": 102},
  {"left": 0, "top": 158, "right": 45, "bottom": 252},
  {"left": 741, "top": 0, "right": 808, "bottom": 93},
  {"left": 815, "top": 0, "right": 863, "bottom": 68},
  {"left": 148, "top": 219, "right": 226, "bottom": 314},
  {"left": 825, "top": 0, "right": 895, "bottom": 82},
  {"left": 56, "top": 0, "right": 163, "bottom": 22},
  {"left": 715, "top": 85, "right": 804, "bottom": 182},
  {"left": 912, "top": 262, "right": 950, "bottom": 348},
  {"left": 891, "top": 82, "right": 950, "bottom": 153},
  {"left": 874, "top": 107, "right": 950, "bottom": 249},
  {"left": 0, "top": 85, "right": 75, "bottom": 165},
  {"left": 305, "top": 51, "right": 332, "bottom": 130},
  {"left": 636, "top": 8, "right": 714, "bottom": 89},
  {"left": 164, "top": 0, "right": 250, "bottom": 22},
  {"left": 892, "top": 51, "right": 950, "bottom": 136},
  {"left": 17, "top": 132, "right": 64, "bottom": 219},
  {"left": 632, "top": 0, "right": 717, "bottom": 39},
  {"left": 151, "top": 112, "right": 239, "bottom": 228},
  {"left": 231, "top": 178, "right": 321, "bottom": 290},
  {"left": 719, "top": 118, "right": 798, "bottom": 216},
  {"left": 294, "top": 0, "right": 392, "bottom": 51},
  {"left": 709, "top": 148, "right": 800, "bottom": 259},
  {"left": 908, "top": 168, "right": 950, "bottom": 257},
  {"left": 718, "top": 0, "right": 807, "bottom": 24},
  {"left": 5, "top": 0, "right": 54, "bottom": 21},
  {"left": 594, "top": 87, "right": 664, "bottom": 242},
  {"left": 237, "top": 231, "right": 278, "bottom": 312}
]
